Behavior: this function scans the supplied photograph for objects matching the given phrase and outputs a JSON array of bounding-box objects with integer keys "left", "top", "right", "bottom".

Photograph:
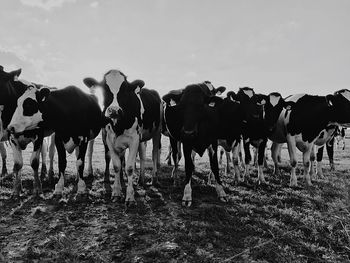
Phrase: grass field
[{"left": 1, "top": 134, "right": 350, "bottom": 262}]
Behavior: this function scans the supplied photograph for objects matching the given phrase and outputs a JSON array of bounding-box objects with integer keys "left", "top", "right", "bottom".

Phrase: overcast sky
[{"left": 1, "top": 0, "right": 350, "bottom": 97}]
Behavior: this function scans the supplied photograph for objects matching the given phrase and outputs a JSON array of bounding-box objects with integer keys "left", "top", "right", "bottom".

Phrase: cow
[
  {"left": 163, "top": 82, "right": 244, "bottom": 206},
  {"left": 0, "top": 66, "right": 57, "bottom": 197},
  {"left": 270, "top": 90, "right": 350, "bottom": 187},
  {"left": 83, "top": 69, "right": 162, "bottom": 204},
  {"left": 7, "top": 83, "right": 103, "bottom": 199},
  {"left": 162, "top": 84, "right": 227, "bottom": 186},
  {"left": 316, "top": 126, "right": 346, "bottom": 177},
  {"left": 236, "top": 87, "right": 287, "bottom": 184}
]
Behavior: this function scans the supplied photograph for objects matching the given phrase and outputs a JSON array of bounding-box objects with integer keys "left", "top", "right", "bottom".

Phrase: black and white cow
[
  {"left": 83, "top": 70, "right": 162, "bottom": 204},
  {"left": 316, "top": 125, "right": 346, "bottom": 176},
  {"left": 0, "top": 66, "right": 57, "bottom": 197},
  {"left": 8, "top": 84, "right": 103, "bottom": 198},
  {"left": 236, "top": 87, "right": 286, "bottom": 184},
  {"left": 163, "top": 82, "right": 244, "bottom": 206},
  {"left": 270, "top": 90, "right": 350, "bottom": 187}
]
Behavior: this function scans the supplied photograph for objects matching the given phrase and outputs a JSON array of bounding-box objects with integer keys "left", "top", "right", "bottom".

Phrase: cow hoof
[
  {"left": 182, "top": 200, "right": 192, "bottom": 207},
  {"left": 112, "top": 196, "right": 123, "bottom": 203},
  {"left": 219, "top": 197, "right": 228, "bottom": 203},
  {"left": 125, "top": 200, "right": 136, "bottom": 207},
  {"left": 75, "top": 193, "right": 88, "bottom": 202}
]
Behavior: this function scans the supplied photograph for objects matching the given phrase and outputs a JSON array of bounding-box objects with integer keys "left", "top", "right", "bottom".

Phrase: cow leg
[
  {"left": 151, "top": 130, "right": 161, "bottom": 186},
  {"left": 53, "top": 135, "right": 66, "bottom": 197},
  {"left": 326, "top": 137, "right": 335, "bottom": 171},
  {"left": 31, "top": 136, "right": 44, "bottom": 196},
  {"left": 75, "top": 142, "right": 89, "bottom": 197},
  {"left": 286, "top": 135, "right": 298, "bottom": 187},
  {"left": 10, "top": 140, "right": 23, "bottom": 198},
  {"left": 239, "top": 140, "right": 245, "bottom": 170},
  {"left": 243, "top": 141, "right": 251, "bottom": 181},
  {"left": 40, "top": 138, "right": 48, "bottom": 182},
  {"left": 219, "top": 147, "right": 224, "bottom": 165},
  {"left": 302, "top": 144, "right": 313, "bottom": 186},
  {"left": 257, "top": 140, "right": 267, "bottom": 185},
  {"left": 316, "top": 146, "right": 324, "bottom": 179},
  {"left": 48, "top": 134, "right": 56, "bottom": 186},
  {"left": 170, "top": 137, "right": 179, "bottom": 186},
  {"left": 271, "top": 142, "right": 282, "bottom": 177},
  {"left": 124, "top": 138, "right": 139, "bottom": 206},
  {"left": 138, "top": 142, "right": 146, "bottom": 186},
  {"left": 102, "top": 129, "right": 112, "bottom": 195},
  {"left": 182, "top": 143, "right": 194, "bottom": 207},
  {"left": 225, "top": 150, "right": 232, "bottom": 175},
  {"left": 86, "top": 139, "right": 94, "bottom": 187},
  {"left": 166, "top": 144, "right": 172, "bottom": 166},
  {"left": 309, "top": 146, "right": 316, "bottom": 178},
  {"left": 232, "top": 142, "right": 242, "bottom": 183},
  {"left": 0, "top": 142, "right": 7, "bottom": 177},
  {"left": 208, "top": 143, "right": 227, "bottom": 202}
]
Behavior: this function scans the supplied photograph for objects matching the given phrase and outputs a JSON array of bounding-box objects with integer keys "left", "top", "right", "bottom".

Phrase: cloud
[
  {"left": 90, "top": 1, "right": 99, "bottom": 8},
  {"left": 20, "top": 0, "right": 76, "bottom": 11}
]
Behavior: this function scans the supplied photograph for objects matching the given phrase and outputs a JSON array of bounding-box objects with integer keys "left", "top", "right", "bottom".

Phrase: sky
[{"left": 1, "top": 0, "right": 350, "bottom": 98}]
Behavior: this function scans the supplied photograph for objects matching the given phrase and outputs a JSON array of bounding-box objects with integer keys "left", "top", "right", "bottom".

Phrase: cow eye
[{"left": 22, "top": 98, "right": 39, "bottom": 116}]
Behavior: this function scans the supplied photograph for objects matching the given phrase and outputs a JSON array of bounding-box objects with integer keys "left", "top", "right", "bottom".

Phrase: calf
[
  {"left": 83, "top": 70, "right": 162, "bottom": 204},
  {"left": 270, "top": 90, "right": 350, "bottom": 187},
  {"left": 8, "top": 84, "right": 102, "bottom": 198}
]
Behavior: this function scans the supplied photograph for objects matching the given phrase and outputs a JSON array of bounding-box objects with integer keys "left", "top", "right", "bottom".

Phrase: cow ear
[
  {"left": 284, "top": 101, "right": 295, "bottom": 110},
  {"left": 326, "top": 94, "right": 334, "bottom": 107},
  {"left": 5, "top": 69, "right": 22, "bottom": 81},
  {"left": 215, "top": 86, "right": 226, "bottom": 95},
  {"left": 83, "top": 77, "right": 100, "bottom": 89},
  {"left": 37, "top": 87, "right": 51, "bottom": 102},
  {"left": 130, "top": 79, "right": 145, "bottom": 94},
  {"left": 162, "top": 90, "right": 183, "bottom": 105},
  {"left": 207, "top": 95, "right": 223, "bottom": 107}
]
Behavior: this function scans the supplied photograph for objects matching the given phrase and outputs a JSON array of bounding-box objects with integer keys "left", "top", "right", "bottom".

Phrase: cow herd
[{"left": 1, "top": 65, "right": 350, "bottom": 207}]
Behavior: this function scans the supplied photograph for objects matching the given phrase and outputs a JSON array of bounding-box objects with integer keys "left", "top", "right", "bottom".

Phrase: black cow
[
  {"left": 83, "top": 69, "right": 162, "bottom": 204},
  {"left": 8, "top": 84, "right": 103, "bottom": 198},
  {"left": 163, "top": 82, "right": 243, "bottom": 206},
  {"left": 236, "top": 87, "right": 286, "bottom": 184},
  {"left": 0, "top": 66, "right": 56, "bottom": 197},
  {"left": 162, "top": 84, "right": 227, "bottom": 185},
  {"left": 270, "top": 90, "right": 350, "bottom": 187}
]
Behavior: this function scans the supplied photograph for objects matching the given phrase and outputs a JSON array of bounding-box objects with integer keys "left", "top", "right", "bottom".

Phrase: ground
[{"left": 1, "top": 135, "right": 350, "bottom": 263}]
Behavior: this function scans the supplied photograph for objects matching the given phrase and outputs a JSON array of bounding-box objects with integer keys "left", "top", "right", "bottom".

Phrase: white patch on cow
[
  {"left": 135, "top": 87, "right": 145, "bottom": 119},
  {"left": 16, "top": 78, "right": 34, "bottom": 87},
  {"left": 54, "top": 173, "right": 65, "bottom": 195},
  {"left": 77, "top": 176, "right": 87, "bottom": 194},
  {"left": 339, "top": 90, "right": 350, "bottom": 102},
  {"left": 269, "top": 94, "right": 281, "bottom": 107},
  {"left": 204, "top": 82, "right": 214, "bottom": 91},
  {"left": 216, "top": 91, "right": 222, "bottom": 96},
  {"left": 242, "top": 89, "right": 254, "bottom": 98},
  {"left": 182, "top": 181, "right": 192, "bottom": 202},
  {"left": 230, "top": 97, "right": 240, "bottom": 103},
  {"left": 208, "top": 102, "right": 215, "bottom": 107},
  {"left": 8, "top": 88, "right": 43, "bottom": 133},
  {"left": 170, "top": 99, "right": 176, "bottom": 106},
  {"left": 64, "top": 138, "right": 77, "bottom": 153},
  {"left": 105, "top": 70, "right": 125, "bottom": 116}
]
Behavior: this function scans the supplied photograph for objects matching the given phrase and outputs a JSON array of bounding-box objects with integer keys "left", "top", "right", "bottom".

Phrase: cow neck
[{"left": 0, "top": 81, "right": 27, "bottom": 128}]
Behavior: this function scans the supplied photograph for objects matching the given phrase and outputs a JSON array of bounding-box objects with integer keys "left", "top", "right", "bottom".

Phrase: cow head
[
  {"left": 83, "top": 70, "right": 145, "bottom": 129},
  {"left": 8, "top": 85, "right": 50, "bottom": 134},
  {"left": 176, "top": 83, "right": 221, "bottom": 140},
  {"left": 325, "top": 89, "right": 350, "bottom": 127},
  {"left": 263, "top": 92, "right": 286, "bottom": 134},
  {"left": 237, "top": 87, "right": 264, "bottom": 124}
]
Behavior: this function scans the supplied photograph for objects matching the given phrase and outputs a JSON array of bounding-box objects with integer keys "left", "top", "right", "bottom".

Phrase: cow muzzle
[
  {"left": 181, "top": 126, "right": 198, "bottom": 140},
  {"left": 105, "top": 107, "right": 123, "bottom": 120}
]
